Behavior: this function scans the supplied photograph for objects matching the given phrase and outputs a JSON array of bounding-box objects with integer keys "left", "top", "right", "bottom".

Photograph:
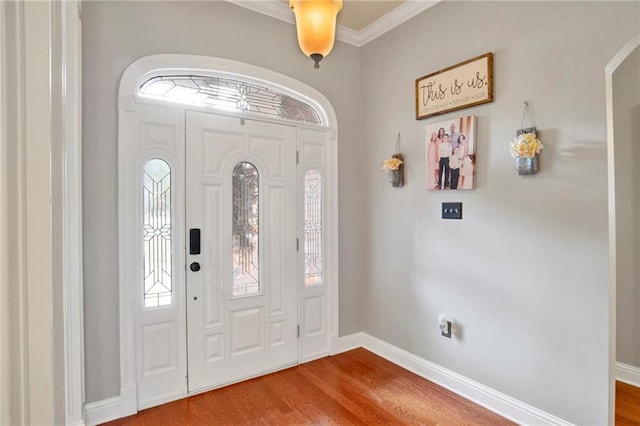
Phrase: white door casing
[
  {"left": 118, "top": 55, "right": 339, "bottom": 414},
  {"left": 186, "top": 111, "right": 298, "bottom": 392},
  {"left": 606, "top": 32, "right": 640, "bottom": 426}
]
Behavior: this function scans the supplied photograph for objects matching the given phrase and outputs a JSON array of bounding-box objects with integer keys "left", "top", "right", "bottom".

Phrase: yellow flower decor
[
  {"left": 510, "top": 133, "right": 543, "bottom": 159},
  {"left": 382, "top": 156, "right": 403, "bottom": 171}
]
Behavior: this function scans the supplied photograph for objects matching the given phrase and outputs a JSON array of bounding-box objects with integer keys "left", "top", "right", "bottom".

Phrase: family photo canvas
[{"left": 425, "top": 115, "right": 476, "bottom": 190}]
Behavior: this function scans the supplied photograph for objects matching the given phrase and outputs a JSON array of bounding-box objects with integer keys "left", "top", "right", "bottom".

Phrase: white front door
[{"left": 185, "top": 111, "right": 298, "bottom": 392}]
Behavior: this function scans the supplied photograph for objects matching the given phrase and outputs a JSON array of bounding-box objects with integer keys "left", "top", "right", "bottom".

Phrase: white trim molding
[
  {"left": 224, "top": 0, "right": 440, "bottom": 47},
  {"left": 83, "top": 385, "right": 136, "bottom": 426},
  {"left": 24, "top": 1, "right": 56, "bottom": 422},
  {"left": 3, "top": 1, "right": 86, "bottom": 423},
  {"left": 0, "top": 1, "right": 29, "bottom": 424},
  {"left": 0, "top": 4, "right": 7, "bottom": 422},
  {"left": 606, "top": 31, "right": 640, "bottom": 426},
  {"left": 349, "top": 1, "right": 440, "bottom": 47},
  {"left": 84, "top": 397, "right": 121, "bottom": 426},
  {"left": 616, "top": 362, "right": 640, "bottom": 388},
  {"left": 334, "top": 332, "right": 365, "bottom": 354},
  {"left": 55, "top": 1, "right": 85, "bottom": 424},
  {"left": 337, "top": 333, "right": 573, "bottom": 426}
]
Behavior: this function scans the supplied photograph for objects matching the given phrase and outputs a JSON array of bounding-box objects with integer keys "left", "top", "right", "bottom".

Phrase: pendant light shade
[{"left": 290, "top": 0, "right": 343, "bottom": 69}]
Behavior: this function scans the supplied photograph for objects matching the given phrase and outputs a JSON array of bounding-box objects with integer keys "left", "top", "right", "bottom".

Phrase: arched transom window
[{"left": 139, "top": 75, "right": 322, "bottom": 125}]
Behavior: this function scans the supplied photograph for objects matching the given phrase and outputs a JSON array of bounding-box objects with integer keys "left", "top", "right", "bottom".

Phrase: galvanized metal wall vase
[
  {"left": 382, "top": 132, "right": 404, "bottom": 187},
  {"left": 510, "top": 102, "right": 543, "bottom": 175}
]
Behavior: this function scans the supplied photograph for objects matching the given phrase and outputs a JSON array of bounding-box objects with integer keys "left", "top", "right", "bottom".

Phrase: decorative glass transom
[
  {"left": 139, "top": 75, "right": 322, "bottom": 125},
  {"left": 143, "top": 159, "right": 172, "bottom": 308},
  {"left": 304, "top": 170, "right": 323, "bottom": 285},
  {"left": 232, "top": 162, "right": 260, "bottom": 297}
]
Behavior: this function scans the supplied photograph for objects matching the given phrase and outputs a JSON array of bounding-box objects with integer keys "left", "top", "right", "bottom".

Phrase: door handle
[
  {"left": 190, "top": 262, "right": 201, "bottom": 272},
  {"left": 189, "top": 229, "right": 201, "bottom": 255}
]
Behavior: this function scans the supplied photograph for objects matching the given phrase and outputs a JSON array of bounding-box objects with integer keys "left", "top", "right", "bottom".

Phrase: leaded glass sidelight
[
  {"left": 232, "top": 162, "right": 260, "bottom": 297},
  {"left": 304, "top": 170, "right": 323, "bottom": 285},
  {"left": 143, "top": 159, "right": 173, "bottom": 308},
  {"left": 139, "top": 75, "right": 322, "bottom": 125}
]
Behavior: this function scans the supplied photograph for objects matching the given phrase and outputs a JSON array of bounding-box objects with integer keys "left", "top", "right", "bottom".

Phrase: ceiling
[{"left": 226, "top": 0, "right": 440, "bottom": 47}]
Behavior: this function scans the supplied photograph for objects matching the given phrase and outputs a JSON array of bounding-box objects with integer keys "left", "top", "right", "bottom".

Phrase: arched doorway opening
[{"left": 606, "top": 32, "right": 640, "bottom": 424}]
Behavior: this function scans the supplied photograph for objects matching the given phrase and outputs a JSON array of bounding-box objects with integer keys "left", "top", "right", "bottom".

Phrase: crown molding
[
  {"left": 352, "top": 1, "right": 440, "bottom": 47},
  {"left": 224, "top": 0, "right": 441, "bottom": 47},
  {"left": 335, "top": 25, "right": 361, "bottom": 47},
  {"left": 225, "top": 0, "right": 294, "bottom": 26}
]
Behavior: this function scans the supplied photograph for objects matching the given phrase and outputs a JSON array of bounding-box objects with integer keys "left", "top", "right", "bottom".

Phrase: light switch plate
[{"left": 442, "top": 202, "right": 462, "bottom": 219}]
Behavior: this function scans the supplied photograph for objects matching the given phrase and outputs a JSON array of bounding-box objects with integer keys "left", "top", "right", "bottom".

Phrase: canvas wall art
[{"left": 425, "top": 115, "right": 476, "bottom": 190}]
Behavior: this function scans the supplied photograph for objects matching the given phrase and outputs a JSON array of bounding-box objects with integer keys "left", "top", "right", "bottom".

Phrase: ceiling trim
[
  {"left": 350, "top": 1, "right": 440, "bottom": 47},
  {"left": 224, "top": 0, "right": 441, "bottom": 48},
  {"left": 225, "top": 1, "right": 294, "bottom": 27}
]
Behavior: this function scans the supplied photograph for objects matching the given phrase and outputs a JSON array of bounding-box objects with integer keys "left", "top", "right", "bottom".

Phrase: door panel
[
  {"left": 135, "top": 105, "right": 187, "bottom": 410},
  {"left": 299, "top": 127, "right": 331, "bottom": 362},
  {"left": 230, "top": 307, "right": 264, "bottom": 355},
  {"left": 303, "top": 295, "right": 325, "bottom": 336},
  {"left": 186, "top": 111, "right": 298, "bottom": 392}
]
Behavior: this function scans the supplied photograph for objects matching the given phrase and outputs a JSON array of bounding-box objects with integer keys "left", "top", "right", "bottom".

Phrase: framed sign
[{"left": 416, "top": 52, "right": 493, "bottom": 120}]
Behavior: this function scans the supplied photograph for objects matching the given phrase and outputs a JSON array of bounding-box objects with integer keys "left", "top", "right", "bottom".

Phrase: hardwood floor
[
  {"left": 105, "top": 348, "right": 514, "bottom": 425},
  {"left": 616, "top": 381, "right": 640, "bottom": 425}
]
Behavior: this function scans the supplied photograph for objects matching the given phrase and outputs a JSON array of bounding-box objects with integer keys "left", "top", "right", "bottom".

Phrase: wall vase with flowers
[
  {"left": 511, "top": 129, "right": 543, "bottom": 175},
  {"left": 382, "top": 154, "right": 404, "bottom": 187},
  {"left": 510, "top": 102, "right": 543, "bottom": 175},
  {"left": 382, "top": 133, "right": 404, "bottom": 187}
]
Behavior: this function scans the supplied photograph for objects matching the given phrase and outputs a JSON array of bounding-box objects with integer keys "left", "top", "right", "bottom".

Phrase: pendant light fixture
[{"left": 290, "top": 0, "right": 343, "bottom": 69}]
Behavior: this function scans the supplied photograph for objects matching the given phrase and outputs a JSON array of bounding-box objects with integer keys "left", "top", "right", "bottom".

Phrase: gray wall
[
  {"left": 615, "top": 46, "right": 640, "bottom": 369},
  {"left": 82, "top": 1, "right": 363, "bottom": 403},
  {"left": 359, "top": 2, "right": 638, "bottom": 425},
  {"left": 83, "top": 0, "right": 640, "bottom": 422}
]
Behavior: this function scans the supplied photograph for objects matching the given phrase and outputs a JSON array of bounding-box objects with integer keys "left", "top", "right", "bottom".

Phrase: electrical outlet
[
  {"left": 439, "top": 314, "right": 452, "bottom": 338},
  {"left": 442, "top": 202, "right": 462, "bottom": 220}
]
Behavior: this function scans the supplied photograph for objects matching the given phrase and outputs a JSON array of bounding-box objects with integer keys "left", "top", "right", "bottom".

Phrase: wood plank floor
[
  {"left": 616, "top": 381, "right": 640, "bottom": 425},
  {"left": 105, "top": 348, "right": 514, "bottom": 425}
]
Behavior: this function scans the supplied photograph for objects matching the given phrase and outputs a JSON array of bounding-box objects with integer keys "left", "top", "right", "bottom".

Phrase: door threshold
[{"left": 187, "top": 360, "right": 300, "bottom": 396}]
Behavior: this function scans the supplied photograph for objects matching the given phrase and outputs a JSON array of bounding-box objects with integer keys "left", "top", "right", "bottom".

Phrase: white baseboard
[
  {"left": 84, "top": 396, "right": 122, "bottom": 426},
  {"left": 335, "top": 332, "right": 366, "bottom": 354},
  {"left": 84, "top": 386, "right": 137, "bottom": 426},
  {"left": 337, "top": 333, "right": 572, "bottom": 426},
  {"left": 617, "top": 362, "right": 640, "bottom": 387}
]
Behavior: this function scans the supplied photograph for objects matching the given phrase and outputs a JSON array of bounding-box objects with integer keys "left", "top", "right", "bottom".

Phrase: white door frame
[
  {"left": 1, "top": 1, "right": 84, "bottom": 424},
  {"left": 606, "top": 32, "right": 640, "bottom": 426},
  {"left": 57, "top": 2, "right": 85, "bottom": 424},
  {"left": 117, "top": 54, "right": 340, "bottom": 415}
]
